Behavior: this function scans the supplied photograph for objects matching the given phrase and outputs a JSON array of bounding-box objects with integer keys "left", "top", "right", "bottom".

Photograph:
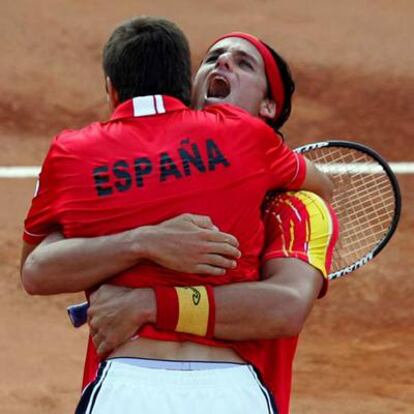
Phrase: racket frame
[{"left": 294, "top": 140, "right": 401, "bottom": 280}]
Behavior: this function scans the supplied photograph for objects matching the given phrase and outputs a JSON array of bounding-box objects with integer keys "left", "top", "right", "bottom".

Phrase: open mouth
[{"left": 207, "top": 75, "right": 231, "bottom": 99}]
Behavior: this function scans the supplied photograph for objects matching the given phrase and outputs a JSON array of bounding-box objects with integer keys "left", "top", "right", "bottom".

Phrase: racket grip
[{"left": 67, "top": 301, "right": 89, "bottom": 328}]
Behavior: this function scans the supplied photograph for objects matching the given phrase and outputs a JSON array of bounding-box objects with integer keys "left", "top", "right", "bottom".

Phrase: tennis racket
[
  {"left": 67, "top": 140, "right": 401, "bottom": 327},
  {"left": 294, "top": 140, "right": 401, "bottom": 280}
]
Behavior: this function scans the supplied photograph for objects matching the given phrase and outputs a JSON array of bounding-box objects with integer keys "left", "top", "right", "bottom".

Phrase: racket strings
[
  {"left": 303, "top": 147, "right": 396, "bottom": 273},
  {"left": 333, "top": 186, "right": 394, "bottom": 233}
]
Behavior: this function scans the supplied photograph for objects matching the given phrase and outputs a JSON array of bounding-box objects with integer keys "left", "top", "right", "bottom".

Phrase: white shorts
[{"left": 76, "top": 358, "right": 277, "bottom": 414}]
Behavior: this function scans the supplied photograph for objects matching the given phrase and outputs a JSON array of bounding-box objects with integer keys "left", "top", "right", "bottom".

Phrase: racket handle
[{"left": 67, "top": 301, "right": 89, "bottom": 328}]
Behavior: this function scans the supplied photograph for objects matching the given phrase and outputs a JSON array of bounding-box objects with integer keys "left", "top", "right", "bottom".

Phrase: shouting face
[{"left": 192, "top": 37, "right": 276, "bottom": 121}]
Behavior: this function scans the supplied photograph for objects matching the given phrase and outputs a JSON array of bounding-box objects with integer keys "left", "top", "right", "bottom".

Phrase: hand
[
  {"left": 87, "top": 284, "right": 155, "bottom": 357},
  {"left": 140, "top": 214, "right": 241, "bottom": 275}
]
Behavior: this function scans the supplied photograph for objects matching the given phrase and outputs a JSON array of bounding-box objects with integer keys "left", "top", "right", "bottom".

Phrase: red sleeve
[
  {"left": 23, "top": 139, "right": 61, "bottom": 245},
  {"left": 261, "top": 128, "right": 307, "bottom": 190}
]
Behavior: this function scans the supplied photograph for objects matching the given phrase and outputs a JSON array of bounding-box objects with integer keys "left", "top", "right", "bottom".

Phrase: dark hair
[
  {"left": 263, "top": 43, "right": 295, "bottom": 131},
  {"left": 103, "top": 16, "right": 192, "bottom": 105}
]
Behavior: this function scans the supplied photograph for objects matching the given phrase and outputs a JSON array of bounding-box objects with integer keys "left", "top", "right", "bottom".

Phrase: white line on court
[
  {"left": 315, "top": 163, "right": 414, "bottom": 174},
  {"left": 0, "top": 167, "right": 41, "bottom": 178},
  {"left": 1, "top": 163, "right": 414, "bottom": 178}
]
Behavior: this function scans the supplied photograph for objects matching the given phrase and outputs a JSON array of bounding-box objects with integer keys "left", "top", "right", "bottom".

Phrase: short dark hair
[
  {"left": 264, "top": 43, "right": 295, "bottom": 131},
  {"left": 103, "top": 16, "right": 192, "bottom": 105}
]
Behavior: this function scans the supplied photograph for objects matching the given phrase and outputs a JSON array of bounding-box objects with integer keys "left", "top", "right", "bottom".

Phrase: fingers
[
  {"left": 194, "top": 253, "right": 239, "bottom": 275},
  {"left": 203, "top": 254, "right": 237, "bottom": 269},
  {"left": 91, "top": 330, "right": 103, "bottom": 347},
  {"left": 186, "top": 214, "right": 218, "bottom": 231},
  {"left": 206, "top": 242, "right": 241, "bottom": 259},
  {"left": 92, "top": 331, "right": 112, "bottom": 358},
  {"left": 205, "top": 230, "right": 239, "bottom": 247},
  {"left": 194, "top": 264, "right": 227, "bottom": 276},
  {"left": 88, "top": 314, "right": 113, "bottom": 357},
  {"left": 96, "top": 343, "right": 111, "bottom": 359},
  {"left": 172, "top": 213, "right": 240, "bottom": 247},
  {"left": 88, "top": 312, "right": 102, "bottom": 349}
]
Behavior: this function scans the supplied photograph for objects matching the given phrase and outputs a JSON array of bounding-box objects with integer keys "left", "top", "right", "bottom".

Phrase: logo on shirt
[{"left": 92, "top": 138, "right": 230, "bottom": 197}]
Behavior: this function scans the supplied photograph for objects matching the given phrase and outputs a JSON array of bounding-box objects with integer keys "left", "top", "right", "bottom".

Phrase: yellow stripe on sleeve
[
  {"left": 293, "top": 191, "right": 334, "bottom": 277},
  {"left": 288, "top": 219, "right": 295, "bottom": 254}
]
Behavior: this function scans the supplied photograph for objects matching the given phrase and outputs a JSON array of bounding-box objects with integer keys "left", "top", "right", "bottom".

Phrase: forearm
[
  {"left": 213, "top": 259, "right": 321, "bottom": 340},
  {"left": 213, "top": 280, "right": 307, "bottom": 340},
  {"left": 215, "top": 259, "right": 322, "bottom": 340},
  {"left": 22, "top": 214, "right": 240, "bottom": 296},
  {"left": 22, "top": 228, "right": 147, "bottom": 295},
  {"left": 152, "top": 280, "right": 313, "bottom": 341},
  {"left": 301, "top": 159, "right": 334, "bottom": 202},
  {"left": 151, "top": 259, "right": 322, "bottom": 341}
]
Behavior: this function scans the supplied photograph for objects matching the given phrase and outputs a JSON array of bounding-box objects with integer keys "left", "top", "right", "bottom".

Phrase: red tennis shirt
[
  {"left": 23, "top": 95, "right": 307, "bottom": 392},
  {"left": 231, "top": 191, "right": 339, "bottom": 414}
]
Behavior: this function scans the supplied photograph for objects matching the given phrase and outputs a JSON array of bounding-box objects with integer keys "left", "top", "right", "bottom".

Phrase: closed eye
[
  {"left": 205, "top": 54, "right": 218, "bottom": 63},
  {"left": 239, "top": 59, "right": 254, "bottom": 70}
]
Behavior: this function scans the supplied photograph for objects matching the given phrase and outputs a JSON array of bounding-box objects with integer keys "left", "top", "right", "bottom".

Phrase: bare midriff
[{"left": 108, "top": 337, "right": 244, "bottom": 363}]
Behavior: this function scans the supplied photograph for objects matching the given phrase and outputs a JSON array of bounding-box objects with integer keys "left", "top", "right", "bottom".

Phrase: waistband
[
  {"left": 108, "top": 357, "right": 244, "bottom": 371},
  {"left": 100, "top": 359, "right": 258, "bottom": 388}
]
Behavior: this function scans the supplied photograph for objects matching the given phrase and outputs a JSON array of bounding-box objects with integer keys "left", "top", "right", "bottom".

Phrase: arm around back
[
  {"left": 20, "top": 214, "right": 241, "bottom": 295},
  {"left": 213, "top": 257, "right": 323, "bottom": 340},
  {"left": 87, "top": 255, "right": 325, "bottom": 358}
]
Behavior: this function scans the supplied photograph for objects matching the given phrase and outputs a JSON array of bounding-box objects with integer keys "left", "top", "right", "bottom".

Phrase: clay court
[{"left": 1, "top": 1, "right": 413, "bottom": 412}]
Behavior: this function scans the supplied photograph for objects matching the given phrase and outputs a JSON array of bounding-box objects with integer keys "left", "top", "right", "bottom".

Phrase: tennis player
[{"left": 21, "top": 18, "right": 335, "bottom": 414}]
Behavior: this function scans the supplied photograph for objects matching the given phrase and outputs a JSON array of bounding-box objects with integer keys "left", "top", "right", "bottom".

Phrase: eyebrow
[{"left": 207, "top": 47, "right": 259, "bottom": 66}]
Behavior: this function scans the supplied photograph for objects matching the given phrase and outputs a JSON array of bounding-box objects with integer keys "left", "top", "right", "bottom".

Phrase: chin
[{"left": 205, "top": 97, "right": 233, "bottom": 107}]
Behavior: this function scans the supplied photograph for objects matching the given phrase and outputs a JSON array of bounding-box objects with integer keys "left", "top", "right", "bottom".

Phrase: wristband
[{"left": 154, "top": 285, "right": 215, "bottom": 337}]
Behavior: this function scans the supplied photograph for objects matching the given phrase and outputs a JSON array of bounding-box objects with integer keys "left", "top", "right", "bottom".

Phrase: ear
[
  {"left": 105, "top": 76, "right": 120, "bottom": 111},
  {"left": 259, "top": 98, "right": 276, "bottom": 121}
]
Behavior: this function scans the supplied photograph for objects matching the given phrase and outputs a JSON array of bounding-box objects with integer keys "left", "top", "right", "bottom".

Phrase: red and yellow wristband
[{"left": 154, "top": 285, "right": 215, "bottom": 338}]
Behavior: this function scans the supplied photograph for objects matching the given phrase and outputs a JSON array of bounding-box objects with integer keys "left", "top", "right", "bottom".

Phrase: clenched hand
[
  {"left": 136, "top": 213, "right": 241, "bottom": 275},
  {"left": 88, "top": 284, "right": 155, "bottom": 357}
]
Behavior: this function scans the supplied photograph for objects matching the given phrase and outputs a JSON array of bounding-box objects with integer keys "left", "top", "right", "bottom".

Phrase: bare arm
[
  {"left": 301, "top": 158, "right": 334, "bottom": 202},
  {"left": 214, "top": 257, "right": 322, "bottom": 339},
  {"left": 88, "top": 257, "right": 323, "bottom": 355},
  {"left": 21, "top": 230, "right": 145, "bottom": 295},
  {"left": 20, "top": 214, "right": 241, "bottom": 295}
]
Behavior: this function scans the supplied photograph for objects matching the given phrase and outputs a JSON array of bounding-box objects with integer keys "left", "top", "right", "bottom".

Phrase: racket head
[{"left": 295, "top": 140, "right": 401, "bottom": 280}]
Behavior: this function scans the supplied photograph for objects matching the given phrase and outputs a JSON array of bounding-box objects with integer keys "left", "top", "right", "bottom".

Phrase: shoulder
[
  {"left": 263, "top": 191, "right": 339, "bottom": 294},
  {"left": 263, "top": 190, "right": 339, "bottom": 268},
  {"left": 203, "top": 103, "right": 252, "bottom": 119},
  {"left": 204, "top": 104, "right": 281, "bottom": 143},
  {"left": 53, "top": 121, "right": 102, "bottom": 143},
  {"left": 204, "top": 104, "right": 272, "bottom": 129},
  {"left": 48, "top": 121, "right": 103, "bottom": 153},
  {"left": 264, "top": 190, "right": 336, "bottom": 225}
]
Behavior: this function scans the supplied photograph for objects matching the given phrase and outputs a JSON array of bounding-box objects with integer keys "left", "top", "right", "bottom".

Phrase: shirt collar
[{"left": 110, "top": 95, "right": 188, "bottom": 121}]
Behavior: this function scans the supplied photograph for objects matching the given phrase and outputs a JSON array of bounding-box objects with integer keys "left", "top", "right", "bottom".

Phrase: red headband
[{"left": 211, "top": 32, "right": 285, "bottom": 122}]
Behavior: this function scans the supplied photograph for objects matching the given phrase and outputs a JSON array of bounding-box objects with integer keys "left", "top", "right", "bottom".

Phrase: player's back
[{"left": 25, "top": 95, "right": 304, "bottom": 287}]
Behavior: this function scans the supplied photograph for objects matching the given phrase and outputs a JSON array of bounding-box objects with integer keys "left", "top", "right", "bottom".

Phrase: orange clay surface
[{"left": 0, "top": 1, "right": 413, "bottom": 412}]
